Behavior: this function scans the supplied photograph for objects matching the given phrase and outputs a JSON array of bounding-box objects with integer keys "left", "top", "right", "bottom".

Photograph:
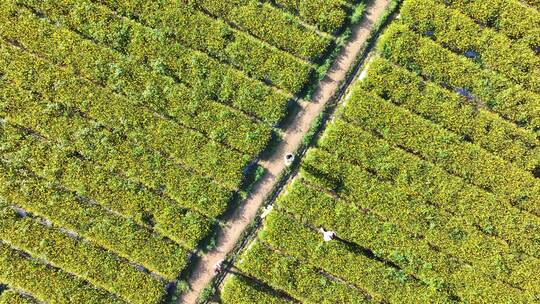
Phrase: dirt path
[{"left": 178, "top": 1, "right": 389, "bottom": 302}]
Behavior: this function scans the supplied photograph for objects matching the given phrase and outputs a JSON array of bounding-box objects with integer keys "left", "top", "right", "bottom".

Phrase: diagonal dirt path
[{"left": 178, "top": 1, "right": 390, "bottom": 302}]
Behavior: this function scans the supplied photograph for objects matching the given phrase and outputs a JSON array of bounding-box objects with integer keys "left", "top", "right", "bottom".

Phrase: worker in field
[
  {"left": 318, "top": 227, "right": 337, "bottom": 242},
  {"left": 213, "top": 259, "right": 225, "bottom": 275}
]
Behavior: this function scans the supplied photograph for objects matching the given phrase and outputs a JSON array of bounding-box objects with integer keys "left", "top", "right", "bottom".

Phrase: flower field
[
  {"left": 220, "top": 0, "right": 540, "bottom": 302},
  {"left": 0, "top": 0, "right": 365, "bottom": 303}
]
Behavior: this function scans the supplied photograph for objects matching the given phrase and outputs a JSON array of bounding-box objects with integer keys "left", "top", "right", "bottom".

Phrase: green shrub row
[
  {"left": 0, "top": 33, "right": 248, "bottom": 192},
  {"left": 269, "top": 0, "right": 348, "bottom": 33},
  {"left": 96, "top": 0, "right": 312, "bottom": 93},
  {"left": 0, "top": 205, "right": 166, "bottom": 304},
  {"left": 0, "top": 163, "right": 189, "bottom": 280},
  {"left": 0, "top": 122, "right": 211, "bottom": 249},
  {"left": 221, "top": 275, "right": 292, "bottom": 304},
  {"left": 343, "top": 84, "right": 540, "bottom": 215},
  {"left": 277, "top": 177, "right": 531, "bottom": 303},
  {"left": 261, "top": 209, "right": 452, "bottom": 303},
  {"left": 360, "top": 57, "right": 540, "bottom": 172},
  {"left": 301, "top": 147, "right": 540, "bottom": 292},
  {"left": 401, "top": 0, "right": 540, "bottom": 92},
  {"left": 220, "top": 275, "right": 292, "bottom": 304},
  {"left": 0, "top": 242, "right": 124, "bottom": 304},
  {"left": 315, "top": 120, "right": 540, "bottom": 258},
  {"left": 237, "top": 240, "right": 370, "bottom": 304},
  {"left": 188, "top": 0, "right": 331, "bottom": 61},
  {"left": 378, "top": 23, "right": 540, "bottom": 134},
  {"left": 18, "top": 0, "right": 290, "bottom": 125},
  {"left": 437, "top": 0, "right": 540, "bottom": 53},
  {"left": 0, "top": 290, "right": 37, "bottom": 304},
  {"left": 0, "top": 2, "right": 271, "bottom": 157},
  {"left": 0, "top": 49, "right": 233, "bottom": 218}
]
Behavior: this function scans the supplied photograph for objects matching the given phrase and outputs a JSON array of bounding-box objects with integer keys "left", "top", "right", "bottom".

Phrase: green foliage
[
  {"left": 236, "top": 240, "right": 370, "bottom": 303},
  {"left": 19, "top": 0, "right": 291, "bottom": 125},
  {"left": 187, "top": 0, "right": 332, "bottom": 61},
  {"left": 221, "top": 1, "right": 540, "bottom": 302},
  {"left": 0, "top": 164, "right": 188, "bottom": 280},
  {"left": 0, "top": 123, "right": 212, "bottom": 248},
  {"left": 401, "top": 0, "right": 540, "bottom": 92},
  {"left": 270, "top": 0, "right": 349, "bottom": 34},
  {"left": 0, "top": 243, "right": 124, "bottom": 304},
  {"left": 0, "top": 2, "right": 271, "bottom": 158},
  {"left": 440, "top": 0, "right": 540, "bottom": 52},
  {"left": 377, "top": 22, "right": 540, "bottom": 133},
  {"left": 197, "top": 284, "right": 216, "bottom": 304},
  {"left": 96, "top": 0, "right": 312, "bottom": 93},
  {"left": 0, "top": 205, "right": 167, "bottom": 304},
  {"left": 0, "top": 291, "right": 36, "bottom": 304},
  {"left": 360, "top": 57, "right": 540, "bottom": 172},
  {"left": 221, "top": 275, "right": 290, "bottom": 304}
]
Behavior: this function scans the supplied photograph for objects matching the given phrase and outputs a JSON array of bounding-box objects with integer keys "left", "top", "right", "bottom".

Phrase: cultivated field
[
  {"left": 0, "top": 0, "right": 366, "bottom": 303},
  {"left": 220, "top": 0, "right": 540, "bottom": 302}
]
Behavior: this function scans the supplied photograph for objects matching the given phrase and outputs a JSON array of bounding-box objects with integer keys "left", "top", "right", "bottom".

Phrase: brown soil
[{"left": 178, "top": 1, "right": 390, "bottom": 302}]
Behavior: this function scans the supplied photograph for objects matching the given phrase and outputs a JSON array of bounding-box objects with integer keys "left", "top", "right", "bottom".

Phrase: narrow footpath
[{"left": 178, "top": 1, "right": 390, "bottom": 302}]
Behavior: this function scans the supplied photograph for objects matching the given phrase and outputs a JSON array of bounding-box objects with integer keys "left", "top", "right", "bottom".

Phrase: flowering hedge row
[
  {"left": 437, "top": 0, "right": 540, "bottom": 53},
  {"left": 0, "top": 163, "right": 189, "bottom": 280},
  {"left": 96, "top": 0, "right": 312, "bottom": 93},
  {"left": 261, "top": 209, "right": 449, "bottom": 303},
  {"left": 0, "top": 122, "right": 211, "bottom": 248},
  {"left": 301, "top": 147, "right": 540, "bottom": 293},
  {"left": 401, "top": 0, "right": 540, "bottom": 93},
  {"left": 18, "top": 0, "right": 290, "bottom": 125},
  {"left": 269, "top": 0, "right": 348, "bottom": 33},
  {"left": 0, "top": 243, "right": 124, "bottom": 304},
  {"left": 0, "top": 2, "right": 271, "bottom": 157},
  {"left": 0, "top": 205, "right": 167, "bottom": 304},
  {"left": 0, "top": 44, "right": 234, "bottom": 217},
  {"left": 343, "top": 88, "right": 540, "bottom": 215},
  {"left": 378, "top": 23, "right": 540, "bottom": 136},
  {"left": 360, "top": 57, "right": 540, "bottom": 172},
  {"left": 0, "top": 290, "right": 37, "bottom": 304},
  {"left": 221, "top": 275, "right": 292, "bottom": 304},
  {"left": 236, "top": 240, "right": 370, "bottom": 303},
  {"left": 188, "top": 0, "right": 332, "bottom": 61},
  {"left": 275, "top": 178, "right": 531, "bottom": 302},
  {"left": 314, "top": 120, "right": 540, "bottom": 258}
]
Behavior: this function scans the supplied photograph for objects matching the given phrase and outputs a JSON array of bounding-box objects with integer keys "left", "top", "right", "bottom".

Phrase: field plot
[
  {"left": 220, "top": 0, "right": 540, "bottom": 302},
  {"left": 0, "top": 0, "right": 365, "bottom": 303}
]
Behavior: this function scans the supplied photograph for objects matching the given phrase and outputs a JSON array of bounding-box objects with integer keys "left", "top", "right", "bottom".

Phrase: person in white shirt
[{"left": 319, "top": 227, "right": 337, "bottom": 242}]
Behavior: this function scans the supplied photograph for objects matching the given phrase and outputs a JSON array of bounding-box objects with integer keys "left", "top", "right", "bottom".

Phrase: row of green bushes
[
  {"left": 314, "top": 120, "right": 540, "bottom": 258},
  {"left": 276, "top": 178, "right": 531, "bottom": 302},
  {"left": 188, "top": 0, "right": 332, "bottom": 61},
  {"left": 18, "top": 0, "right": 290, "bottom": 125},
  {"left": 0, "top": 45, "right": 234, "bottom": 218},
  {"left": 0, "top": 204, "right": 166, "bottom": 304},
  {"left": 401, "top": 0, "right": 540, "bottom": 92},
  {"left": 0, "top": 122, "right": 211, "bottom": 249},
  {"left": 378, "top": 23, "right": 540, "bottom": 134},
  {"left": 438, "top": 0, "right": 540, "bottom": 53},
  {"left": 269, "top": 0, "right": 348, "bottom": 33},
  {"left": 236, "top": 240, "right": 370, "bottom": 303},
  {"left": 0, "top": 243, "right": 123, "bottom": 304},
  {"left": 0, "top": 162, "right": 189, "bottom": 280},
  {"left": 221, "top": 275, "right": 291, "bottom": 304},
  {"left": 0, "top": 290, "right": 37, "bottom": 304},
  {"left": 261, "top": 209, "right": 450, "bottom": 303},
  {"left": 0, "top": 2, "right": 271, "bottom": 157},
  {"left": 360, "top": 57, "right": 540, "bottom": 172},
  {"left": 301, "top": 147, "right": 540, "bottom": 292},
  {"left": 95, "top": 0, "right": 312, "bottom": 93},
  {"left": 342, "top": 88, "right": 540, "bottom": 215}
]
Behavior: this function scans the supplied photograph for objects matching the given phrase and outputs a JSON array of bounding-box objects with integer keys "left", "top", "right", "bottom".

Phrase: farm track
[{"left": 177, "top": 0, "right": 390, "bottom": 302}]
